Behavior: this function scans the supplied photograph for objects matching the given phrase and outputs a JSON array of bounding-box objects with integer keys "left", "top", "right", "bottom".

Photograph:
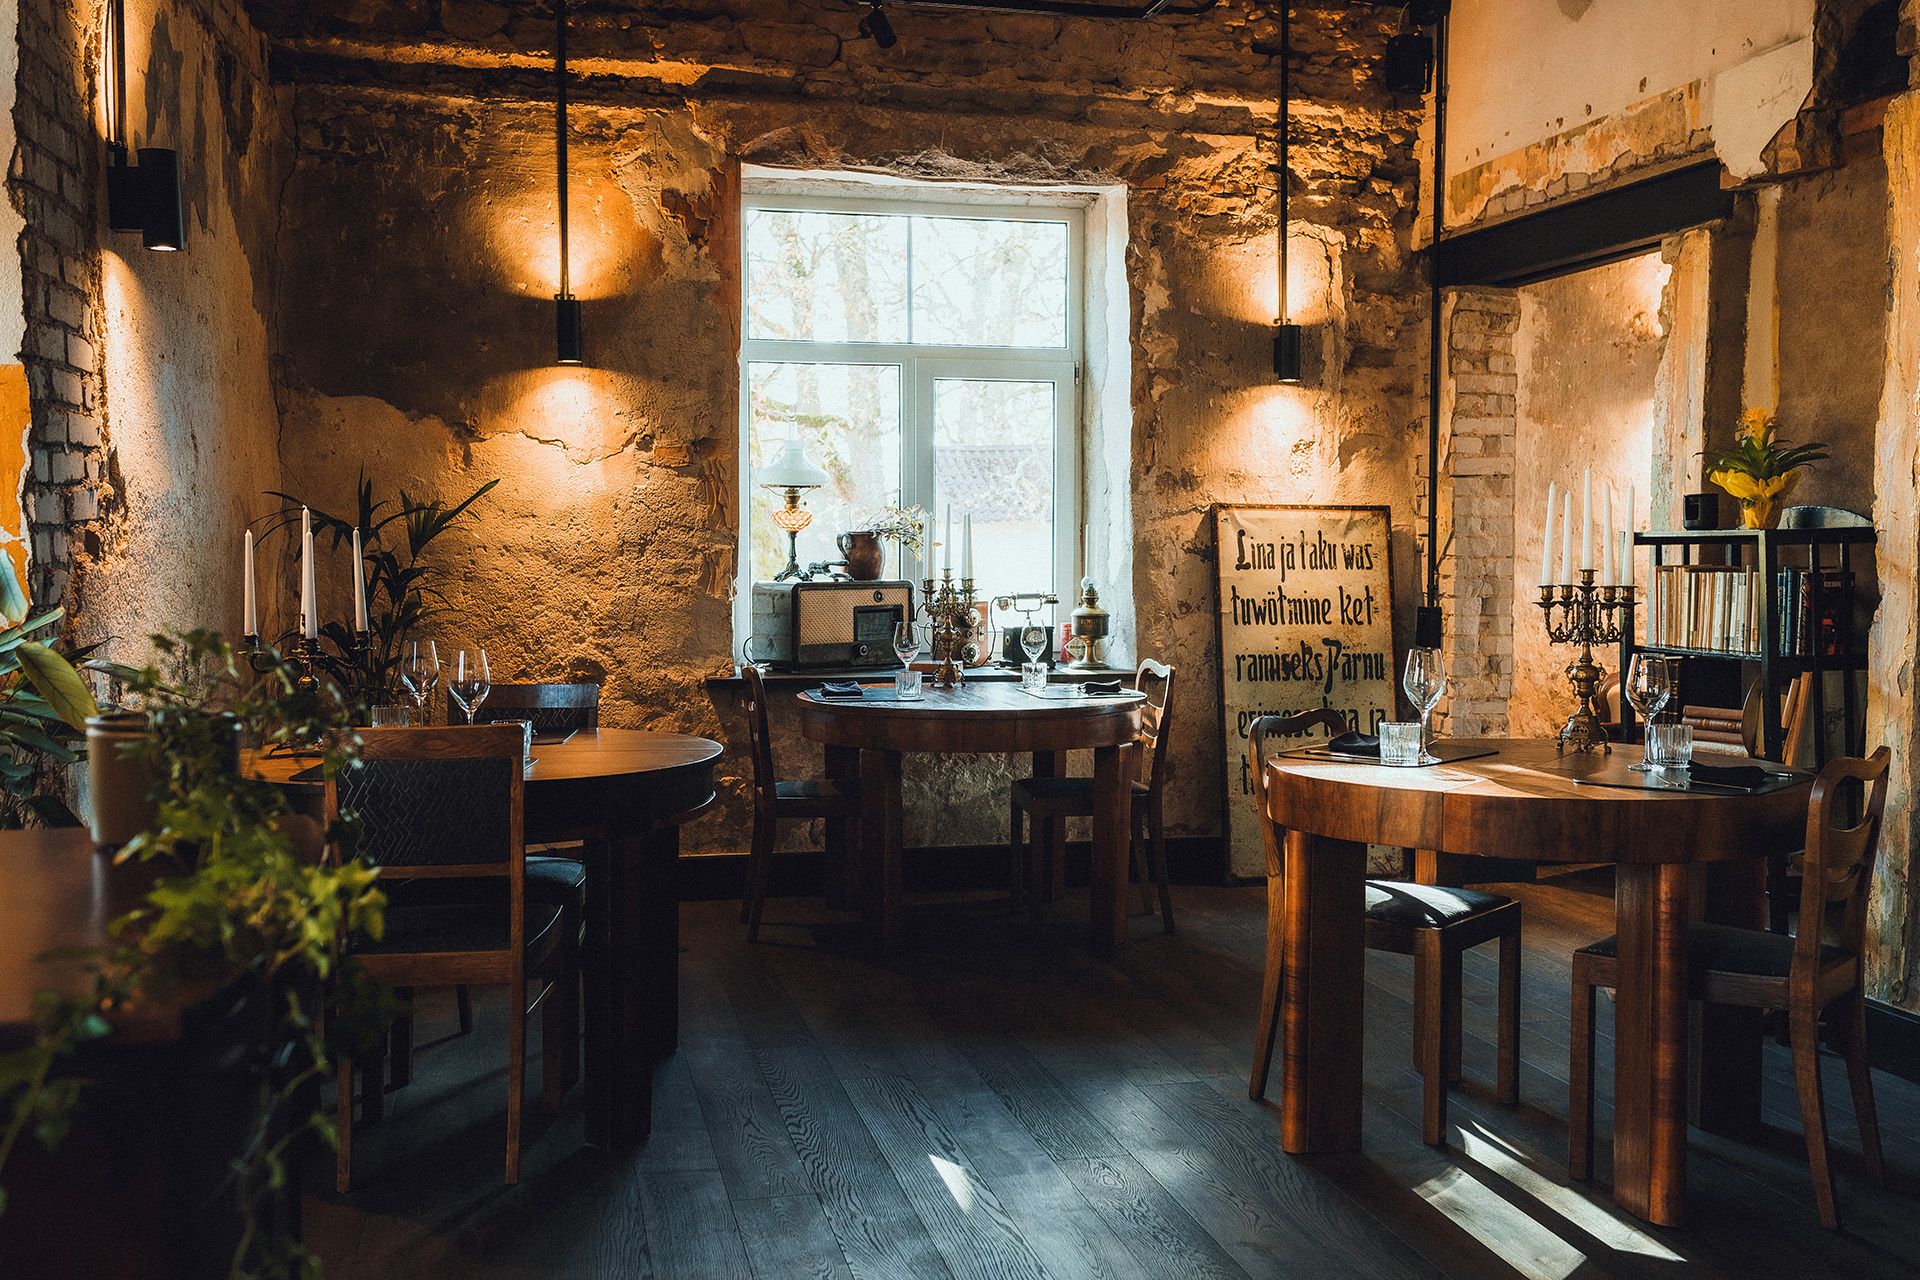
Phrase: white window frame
[{"left": 737, "top": 185, "right": 1084, "bottom": 630}]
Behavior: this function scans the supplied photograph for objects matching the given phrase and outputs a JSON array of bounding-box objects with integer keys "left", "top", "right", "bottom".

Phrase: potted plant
[
  {"left": 1705, "top": 408, "right": 1829, "bottom": 530},
  {"left": 857, "top": 503, "right": 928, "bottom": 580},
  {"left": 0, "top": 554, "right": 98, "bottom": 829}
]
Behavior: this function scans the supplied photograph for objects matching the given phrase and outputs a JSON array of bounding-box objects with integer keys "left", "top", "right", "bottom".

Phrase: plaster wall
[
  {"left": 1, "top": 0, "right": 26, "bottom": 363},
  {"left": 266, "top": 2, "right": 1429, "bottom": 856}
]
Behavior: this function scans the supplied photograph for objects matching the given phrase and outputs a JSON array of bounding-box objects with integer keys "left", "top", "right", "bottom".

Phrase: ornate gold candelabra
[
  {"left": 920, "top": 570, "right": 977, "bottom": 690},
  {"left": 1537, "top": 569, "right": 1635, "bottom": 754}
]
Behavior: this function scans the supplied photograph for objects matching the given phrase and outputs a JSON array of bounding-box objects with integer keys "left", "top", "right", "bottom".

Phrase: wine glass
[
  {"left": 447, "top": 647, "right": 491, "bottom": 725},
  {"left": 1402, "top": 647, "right": 1446, "bottom": 763},
  {"left": 1020, "top": 624, "right": 1049, "bottom": 667},
  {"left": 893, "top": 621, "right": 921, "bottom": 669},
  {"left": 400, "top": 639, "right": 440, "bottom": 723},
  {"left": 1624, "top": 653, "right": 1674, "bottom": 772}
]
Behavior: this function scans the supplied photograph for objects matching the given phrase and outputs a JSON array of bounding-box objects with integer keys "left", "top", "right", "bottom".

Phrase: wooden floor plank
[
  {"left": 636, "top": 1170, "right": 752, "bottom": 1280},
  {"left": 1056, "top": 1153, "right": 1253, "bottom": 1280},
  {"left": 733, "top": 1194, "right": 857, "bottom": 1280}
]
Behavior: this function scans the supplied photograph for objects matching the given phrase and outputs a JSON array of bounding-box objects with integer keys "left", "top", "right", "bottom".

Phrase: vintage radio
[{"left": 748, "top": 580, "right": 915, "bottom": 670}]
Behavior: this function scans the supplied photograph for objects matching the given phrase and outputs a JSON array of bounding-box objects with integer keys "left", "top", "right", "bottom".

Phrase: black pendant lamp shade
[
  {"left": 103, "top": 0, "right": 185, "bottom": 251},
  {"left": 553, "top": 0, "right": 584, "bottom": 364}
]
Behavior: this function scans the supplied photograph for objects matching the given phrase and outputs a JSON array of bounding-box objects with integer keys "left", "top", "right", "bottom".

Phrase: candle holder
[
  {"left": 920, "top": 570, "right": 977, "bottom": 690},
  {"left": 242, "top": 629, "right": 372, "bottom": 697},
  {"left": 1537, "top": 569, "right": 1635, "bottom": 754}
]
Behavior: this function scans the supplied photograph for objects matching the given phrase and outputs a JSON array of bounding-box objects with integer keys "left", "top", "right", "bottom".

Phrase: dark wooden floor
[{"left": 306, "top": 870, "right": 1920, "bottom": 1279}]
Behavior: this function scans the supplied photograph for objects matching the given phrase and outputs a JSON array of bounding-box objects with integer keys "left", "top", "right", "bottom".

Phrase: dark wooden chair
[
  {"left": 474, "top": 681, "right": 601, "bottom": 735},
  {"left": 1569, "top": 748, "right": 1890, "bottom": 1229},
  {"left": 740, "top": 664, "right": 862, "bottom": 942},
  {"left": 1008, "top": 659, "right": 1176, "bottom": 932},
  {"left": 327, "top": 725, "right": 578, "bottom": 1191},
  {"left": 1246, "top": 708, "right": 1520, "bottom": 1145}
]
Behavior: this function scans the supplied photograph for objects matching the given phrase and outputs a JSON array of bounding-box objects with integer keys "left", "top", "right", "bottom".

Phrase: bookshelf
[{"left": 1623, "top": 526, "right": 1874, "bottom": 763}]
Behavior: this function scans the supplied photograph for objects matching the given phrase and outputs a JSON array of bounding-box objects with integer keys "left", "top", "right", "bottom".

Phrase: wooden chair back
[
  {"left": 475, "top": 682, "right": 601, "bottom": 732},
  {"left": 1795, "top": 747, "right": 1891, "bottom": 977},
  {"left": 740, "top": 664, "right": 779, "bottom": 811},
  {"left": 1133, "top": 659, "right": 1175, "bottom": 798},
  {"left": 1247, "top": 708, "right": 1348, "bottom": 879}
]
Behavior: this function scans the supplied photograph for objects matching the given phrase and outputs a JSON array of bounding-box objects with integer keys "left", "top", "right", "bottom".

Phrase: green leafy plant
[
  {"left": 0, "top": 554, "right": 100, "bottom": 827},
  {"left": 267, "top": 474, "right": 497, "bottom": 709},
  {"left": 0, "top": 632, "right": 390, "bottom": 1278},
  {"left": 1704, "top": 407, "right": 1830, "bottom": 529}
]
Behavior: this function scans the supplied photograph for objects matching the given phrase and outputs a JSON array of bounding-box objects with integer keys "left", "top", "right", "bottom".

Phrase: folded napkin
[
  {"left": 1326, "top": 731, "right": 1380, "bottom": 758},
  {"left": 816, "top": 681, "right": 866, "bottom": 699},
  {"left": 1686, "top": 762, "right": 1777, "bottom": 791},
  {"left": 1080, "top": 679, "right": 1127, "bottom": 696}
]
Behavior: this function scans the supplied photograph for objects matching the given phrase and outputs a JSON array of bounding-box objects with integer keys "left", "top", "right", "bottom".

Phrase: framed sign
[{"left": 1213, "top": 504, "right": 1396, "bottom": 879}]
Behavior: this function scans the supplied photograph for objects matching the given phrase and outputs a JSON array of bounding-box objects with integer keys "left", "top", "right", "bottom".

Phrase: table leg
[
  {"left": 583, "top": 823, "right": 681, "bottom": 1148},
  {"left": 1090, "top": 743, "right": 1133, "bottom": 951},
  {"left": 1693, "top": 859, "right": 1766, "bottom": 1135},
  {"left": 823, "top": 745, "right": 860, "bottom": 911},
  {"left": 1613, "top": 862, "right": 1690, "bottom": 1226},
  {"left": 1032, "top": 751, "right": 1067, "bottom": 900},
  {"left": 1279, "top": 829, "right": 1367, "bottom": 1153},
  {"left": 860, "top": 750, "right": 905, "bottom": 953}
]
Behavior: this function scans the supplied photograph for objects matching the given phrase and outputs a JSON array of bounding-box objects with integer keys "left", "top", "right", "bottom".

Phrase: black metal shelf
[{"left": 1633, "top": 644, "right": 1867, "bottom": 673}]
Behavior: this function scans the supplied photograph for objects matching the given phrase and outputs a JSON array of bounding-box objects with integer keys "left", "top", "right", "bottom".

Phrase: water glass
[
  {"left": 1648, "top": 722, "right": 1695, "bottom": 771},
  {"left": 369, "top": 704, "right": 412, "bottom": 728},
  {"left": 1625, "top": 653, "right": 1675, "bottom": 772},
  {"left": 1379, "top": 721, "right": 1424, "bottom": 766},
  {"left": 401, "top": 639, "right": 440, "bottom": 723},
  {"left": 1402, "top": 648, "right": 1446, "bottom": 759},
  {"left": 894, "top": 669, "right": 924, "bottom": 701},
  {"left": 447, "top": 646, "right": 491, "bottom": 725},
  {"left": 893, "top": 621, "right": 921, "bottom": 670},
  {"left": 499, "top": 718, "right": 536, "bottom": 776},
  {"left": 1021, "top": 662, "right": 1049, "bottom": 694},
  {"left": 1020, "top": 625, "right": 1049, "bottom": 667}
]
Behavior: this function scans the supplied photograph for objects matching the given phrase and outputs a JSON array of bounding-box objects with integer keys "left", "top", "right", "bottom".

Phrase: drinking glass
[
  {"left": 1402, "top": 647, "right": 1446, "bottom": 763},
  {"left": 1379, "top": 721, "right": 1424, "bottom": 766},
  {"left": 1648, "top": 722, "right": 1695, "bottom": 773},
  {"left": 1624, "top": 653, "right": 1674, "bottom": 772},
  {"left": 401, "top": 639, "right": 440, "bottom": 723},
  {"left": 893, "top": 621, "right": 921, "bottom": 670},
  {"left": 1020, "top": 624, "right": 1049, "bottom": 667},
  {"left": 894, "top": 669, "right": 924, "bottom": 701},
  {"left": 1020, "top": 662, "right": 1049, "bottom": 694},
  {"left": 369, "top": 704, "right": 412, "bottom": 728},
  {"left": 447, "top": 647, "right": 491, "bottom": 725}
]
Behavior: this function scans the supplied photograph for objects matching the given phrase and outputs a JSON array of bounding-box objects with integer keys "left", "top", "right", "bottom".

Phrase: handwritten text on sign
[{"left": 1214, "top": 505, "right": 1395, "bottom": 878}]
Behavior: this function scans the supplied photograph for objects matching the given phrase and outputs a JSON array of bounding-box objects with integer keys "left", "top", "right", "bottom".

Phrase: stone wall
[{"left": 262, "top": 1, "right": 1430, "bottom": 856}]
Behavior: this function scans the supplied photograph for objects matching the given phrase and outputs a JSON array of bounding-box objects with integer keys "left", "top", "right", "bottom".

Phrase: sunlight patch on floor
[
  {"left": 1457, "top": 1122, "right": 1686, "bottom": 1263},
  {"left": 929, "top": 1155, "right": 977, "bottom": 1213},
  {"left": 1410, "top": 1164, "right": 1591, "bottom": 1280}
]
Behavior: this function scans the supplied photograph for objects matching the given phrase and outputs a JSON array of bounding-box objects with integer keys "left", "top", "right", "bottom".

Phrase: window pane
[
  {"left": 911, "top": 217, "right": 1068, "bottom": 348},
  {"left": 931, "top": 378, "right": 1056, "bottom": 597},
  {"left": 746, "top": 363, "right": 902, "bottom": 583},
  {"left": 745, "top": 210, "right": 909, "bottom": 343}
]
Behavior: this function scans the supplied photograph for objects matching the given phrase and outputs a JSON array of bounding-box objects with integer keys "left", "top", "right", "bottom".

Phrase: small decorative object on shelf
[
  {"left": 757, "top": 437, "right": 830, "bottom": 582},
  {"left": 835, "top": 531, "right": 885, "bottom": 581},
  {"left": 1704, "top": 408, "right": 1829, "bottom": 530},
  {"left": 1534, "top": 470, "right": 1637, "bottom": 753},
  {"left": 863, "top": 501, "right": 927, "bottom": 579},
  {"left": 1067, "top": 577, "right": 1109, "bottom": 671}
]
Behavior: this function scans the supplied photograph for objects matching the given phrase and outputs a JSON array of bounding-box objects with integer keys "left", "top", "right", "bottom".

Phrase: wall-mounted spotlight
[
  {"left": 858, "top": 3, "right": 898, "bottom": 48},
  {"left": 1384, "top": 1, "right": 1447, "bottom": 93},
  {"left": 103, "top": 0, "right": 185, "bottom": 251},
  {"left": 1271, "top": 0, "right": 1306, "bottom": 384},
  {"left": 553, "top": 0, "right": 584, "bottom": 364}
]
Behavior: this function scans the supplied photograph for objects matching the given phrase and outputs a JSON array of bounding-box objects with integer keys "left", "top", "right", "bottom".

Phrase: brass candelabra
[
  {"left": 920, "top": 571, "right": 977, "bottom": 690},
  {"left": 1536, "top": 569, "right": 1636, "bottom": 754},
  {"left": 242, "top": 629, "right": 371, "bottom": 695}
]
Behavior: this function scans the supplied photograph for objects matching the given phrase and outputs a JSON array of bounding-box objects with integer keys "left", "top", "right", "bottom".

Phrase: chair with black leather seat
[
  {"left": 327, "top": 724, "right": 577, "bottom": 1191},
  {"left": 740, "top": 664, "right": 862, "bottom": 942},
  {"left": 1569, "top": 748, "right": 1890, "bottom": 1229},
  {"left": 1246, "top": 708, "right": 1520, "bottom": 1146},
  {"left": 1009, "top": 659, "right": 1176, "bottom": 932}
]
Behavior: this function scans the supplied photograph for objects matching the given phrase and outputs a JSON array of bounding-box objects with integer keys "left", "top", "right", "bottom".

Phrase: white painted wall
[
  {"left": 1, "top": 0, "right": 26, "bottom": 362},
  {"left": 1447, "top": 0, "right": 1816, "bottom": 173}
]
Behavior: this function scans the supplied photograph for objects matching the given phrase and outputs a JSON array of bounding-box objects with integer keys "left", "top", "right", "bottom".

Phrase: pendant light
[
  {"left": 103, "top": 0, "right": 185, "bottom": 251},
  {"left": 1272, "top": 1, "right": 1303, "bottom": 382},
  {"left": 553, "top": 0, "right": 584, "bottom": 365}
]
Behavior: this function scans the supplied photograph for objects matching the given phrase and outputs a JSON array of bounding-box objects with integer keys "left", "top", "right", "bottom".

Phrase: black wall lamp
[
  {"left": 103, "top": 0, "right": 184, "bottom": 251},
  {"left": 858, "top": 3, "right": 898, "bottom": 47},
  {"left": 553, "top": 0, "right": 584, "bottom": 365},
  {"left": 1269, "top": 1, "right": 1305, "bottom": 383}
]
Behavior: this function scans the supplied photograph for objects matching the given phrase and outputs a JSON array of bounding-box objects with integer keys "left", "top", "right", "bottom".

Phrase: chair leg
[
  {"left": 335, "top": 1055, "right": 355, "bottom": 1195},
  {"left": 1249, "top": 873, "right": 1285, "bottom": 1100},
  {"left": 1443, "top": 945, "right": 1464, "bottom": 1085},
  {"left": 1569, "top": 967, "right": 1595, "bottom": 1181},
  {"left": 544, "top": 917, "right": 581, "bottom": 1113},
  {"left": 1790, "top": 1007, "right": 1838, "bottom": 1230},
  {"left": 388, "top": 988, "right": 414, "bottom": 1090},
  {"left": 507, "top": 974, "right": 527, "bottom": 1185},
  {"left": 1839, "top": 990, "right": 1885, "bottom": 1183},
  {"left": 456, "top": 985, "right": 474, "bottom": 1036},
  {"left": 1130, "top": 810, "right": 1153, "bottom": 916},
  {"left": 1495, "top": 930, "right": 1520, "bottom": 1106},
  {"left": 1416, "top": 931, "right": 1449, "bottom": 1146},
  {"left": 745, "top": 811, "right": 776, "bottom": 943},
  {"left": 1148, "top": 797, "right": 1174, "bottom": 934},
  {"left": 1008, "top": 798, "right": 1026, "bottom": 911}
]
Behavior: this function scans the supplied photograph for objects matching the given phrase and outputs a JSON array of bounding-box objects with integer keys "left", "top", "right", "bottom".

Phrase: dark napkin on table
[
  {"left": 1080, "top": 679, "right": 1127, "bottom": 696},
  {"left": 1686, "top": 762, "right": 1778, "bottom": 791},
  {"left": 1325, "top": 731, "right": 1380, "bottom": 758},
  {"left": 816, "top": 681, "right": 866, "bottom": 699}
]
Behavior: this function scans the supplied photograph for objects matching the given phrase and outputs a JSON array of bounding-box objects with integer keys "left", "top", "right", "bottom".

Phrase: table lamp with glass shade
[{"left": 758, "top": 438, "right": 829, "bottom": 582}]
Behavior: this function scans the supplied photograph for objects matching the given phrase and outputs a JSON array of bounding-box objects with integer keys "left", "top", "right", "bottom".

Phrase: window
[{"left": 740, "top": 188, "right": 1082, "bottom": 604}]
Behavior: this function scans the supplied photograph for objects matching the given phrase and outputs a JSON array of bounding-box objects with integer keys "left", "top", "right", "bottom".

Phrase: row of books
[{"left": 1643, "top": 565, "right": 1853, "bottom": 658}]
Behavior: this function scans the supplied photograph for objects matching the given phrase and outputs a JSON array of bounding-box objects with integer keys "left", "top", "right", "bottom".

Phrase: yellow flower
[
  {"left": 1737, "top": 407, "right": 1777, "bottom": 445},
  {"left": 1709, "top": 469, "right": 1764, "bottom": 502}
]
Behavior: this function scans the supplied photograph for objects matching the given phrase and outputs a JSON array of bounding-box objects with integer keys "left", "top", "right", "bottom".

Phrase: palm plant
[{"left": 0, "top": 554, "right": 99, "bottom": 827}]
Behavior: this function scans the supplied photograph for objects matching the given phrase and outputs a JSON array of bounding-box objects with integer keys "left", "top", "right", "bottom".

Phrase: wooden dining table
[
  {"left": 796, "top": 681, "right": 1146, "bottom": 951},
  {"left": 248, "top": 726, "right": 722, "bottom": 1147},
  {"left": 1261, "top": 738, "right": 1809, "bottom": 1227}
]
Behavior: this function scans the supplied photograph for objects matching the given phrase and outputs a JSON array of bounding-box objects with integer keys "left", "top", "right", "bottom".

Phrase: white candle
[
  {"left": 1560, "top": 495, "right": 1573, "bottom": 585},
  {"left": 1581, "top": 467, "right": 1593, "bottom": 572},
  {"left": 299, "top": 508, "right": 318, "bottom": 640},
  {"left": 242, "top": 528, "right": 258, "bottom": 637},
  {"left": 943, "top": 505, "right": 953, "bottom": 572},
  {"left": 1602, "top": 487, "right": 1615, "bottom": 584},
  {"left": 962, "top": 513, "right": 973, "bottom": 581},
  {"left": 351, "top": 527, "right": 369, "bottom": 632},
  {"left": 1539, "top": 483, "right": 1556, "bottom": 587},
  {"left": 1622, "top": 530, "right": 1635, "bottom": 588}
]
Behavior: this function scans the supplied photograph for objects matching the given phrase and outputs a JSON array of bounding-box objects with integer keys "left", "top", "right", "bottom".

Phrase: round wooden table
[
  {"left": 797, "top": 682, "right": 1146, "bottom": 952},
  {"left": 249, "top": 727, "right": 722, "bottom": 1147},
  {"left": 1261, "top": 738, "right": 1809, "bottom": 1227}
]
